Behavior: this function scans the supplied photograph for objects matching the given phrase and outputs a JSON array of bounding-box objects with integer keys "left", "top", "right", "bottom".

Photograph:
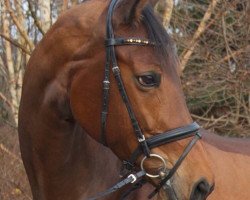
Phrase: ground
[{"left": 0, "top": 125, "right": 31, "bottom": 200}]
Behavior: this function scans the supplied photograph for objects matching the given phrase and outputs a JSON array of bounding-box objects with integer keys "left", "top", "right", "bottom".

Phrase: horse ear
[{"left": 114, "top": 0, "right": 157, "bottom": 25}]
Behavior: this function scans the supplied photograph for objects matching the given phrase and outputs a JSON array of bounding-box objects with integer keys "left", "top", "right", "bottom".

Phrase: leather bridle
[{"left": 88, "top": 0, "right": 202, "bottom": 199}]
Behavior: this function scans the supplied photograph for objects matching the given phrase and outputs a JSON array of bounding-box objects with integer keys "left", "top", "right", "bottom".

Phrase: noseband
[{"left": 89, "top": 0, "right": 201, "bottom": 199}]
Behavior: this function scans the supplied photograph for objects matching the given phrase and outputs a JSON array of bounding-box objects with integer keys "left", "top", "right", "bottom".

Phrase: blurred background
[{"left": 0, "top": 0, "right": 249, "bottom": 199}]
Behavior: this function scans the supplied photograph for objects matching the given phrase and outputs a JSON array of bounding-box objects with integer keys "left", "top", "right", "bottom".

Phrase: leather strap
[
  {"left": 100, "top": 0, "right": 117, "bottom": 146},
  {"left": 120, "top": 179, "right": 147, "bottom": 200},
  {"left": 147, "top": 122, "right": 200, "bottom": 148},
  {"left": 97, "top": 0, "right": 203, "bottom": 199},
  {"left": 112, "top": 66, "right": 150, "bottom": 157},
  {"left": 105, "top": 38, "right": 154, "bottom": 46},
  {"left": 123, "top": 122, "right": 200, "bottom": 172},
  {"left": 101, "top": 0, "right": 152, "bottom": 157},
  {"left": 87, "top": 171, "right": 146, "bottom": 200},
  {"left": 148, "top": 133, "right": 201, "bottom": 199}
]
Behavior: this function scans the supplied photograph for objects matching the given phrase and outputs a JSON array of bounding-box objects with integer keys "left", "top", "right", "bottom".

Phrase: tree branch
[
  {"left": 0, "top": 91, "right": 15, "bottom": 108},
  {"left": 62, "top": 0, "right": 69, "bottom": 12},
  {"left": 27, "top": 0, "right": 45, "bottom": 35},
  {"left": 218, "top": 45, "right": 250, "bottom": 64},
  {"left": 0, "top": 143, "right": 22, "bottom": 163},
  {"left": 157, "top": 0, "right": 174, "bottom": 28},
  {"left": 71, "top": 0, "right": 78, "bottom": 6},
  {"left": 0, "top": 32, "right": 31, "bottom": 55},
  {"left": 38, "top": 0, "right": 51, "bottom": 32},
  {"left": 221, "top": 14, "right": 237, "bottom": 66},
  {"left": 4, "top": 0, "right": 35, "bottom": 50},
  {"left": 179, "top": 0, "right": 219, "bottom": 72}
]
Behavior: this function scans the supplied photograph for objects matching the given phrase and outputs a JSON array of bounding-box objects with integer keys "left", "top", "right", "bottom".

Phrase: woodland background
[{"left": 0, "top": 0, "right": 249, "bottom": 199}]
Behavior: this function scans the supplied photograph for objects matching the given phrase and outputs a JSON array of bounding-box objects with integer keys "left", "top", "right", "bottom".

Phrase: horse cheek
[{"left": 70, "top": 69, "right": 102, "bottom": 142}]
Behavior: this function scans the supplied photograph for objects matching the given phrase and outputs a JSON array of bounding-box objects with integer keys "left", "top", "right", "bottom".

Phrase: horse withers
[{"left": 18, "top": 0, "right": 250, "bottom": 199}]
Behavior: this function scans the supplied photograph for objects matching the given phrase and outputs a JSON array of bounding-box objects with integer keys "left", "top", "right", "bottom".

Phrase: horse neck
[
  {"left": 75, "top": 126, "right": 121, "bottom": 179},
  {"left": 72, "top": 127, "right": 156, "bottom": 200},
  {"left": 63, "top": 125, "right": 122, "bottom": 199},
  {"left": 201, "top": 129, "right": 250, "bottom": 156},
  {"left": 200, "top": 130, "right": 250, "bottom": 199}
]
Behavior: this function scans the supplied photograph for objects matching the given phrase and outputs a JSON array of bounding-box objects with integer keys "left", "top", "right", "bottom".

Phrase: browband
[{"left": 105, "top": 38, "right": 155, "bottom": 46}]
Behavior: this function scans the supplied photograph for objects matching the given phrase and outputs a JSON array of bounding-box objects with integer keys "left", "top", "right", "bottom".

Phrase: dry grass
[{"left": 0, "top": 125, "right": 31, "bottom": 200}]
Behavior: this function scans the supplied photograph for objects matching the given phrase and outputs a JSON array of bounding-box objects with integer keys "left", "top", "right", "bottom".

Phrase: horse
[{"left": 18, "top": 0, "right": 250, "bottom": 199}]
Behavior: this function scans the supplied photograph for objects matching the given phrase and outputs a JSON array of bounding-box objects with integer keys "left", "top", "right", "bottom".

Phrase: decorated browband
[{"left": 105, "top": 38, "right": 155, "bottom": 46}]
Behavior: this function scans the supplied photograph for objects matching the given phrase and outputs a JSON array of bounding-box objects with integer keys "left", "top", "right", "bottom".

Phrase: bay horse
[{"left": 18, "top": 0, "right": 250, "bottom": 199}]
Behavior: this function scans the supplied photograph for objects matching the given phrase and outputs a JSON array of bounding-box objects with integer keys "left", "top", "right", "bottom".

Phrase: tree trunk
[
  {"left": 157, "top": 0, "right": 174, "bottom": 28},
  {"left": 38, "top": 0, "right": 51, "bottom": 32},
  {"left": 63, "top": 0, "right": 69, "bottom": 12},
  {"left": 57, "top": 0, "right": 69, "bottom": 15},
  {"left": 71, "top": 0, "right": 78, "bottom": 6},
  {"left": 179, "top": 0, "right": 218, "bottom": 72},
  {"left": 14, "top": 0, "right": 25, "bottom": 105},
  {"left": 2, "top": 3, "right": 18, "bottom": 126}
]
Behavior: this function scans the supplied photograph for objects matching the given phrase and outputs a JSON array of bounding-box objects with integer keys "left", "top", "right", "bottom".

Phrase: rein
[{"left": 89, "top": 0, "right": 202, "bottom": 199}]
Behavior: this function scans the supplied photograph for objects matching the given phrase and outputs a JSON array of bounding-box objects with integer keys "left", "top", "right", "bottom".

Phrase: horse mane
[
  {"left": 201, "top": 129, "right": 250, "bottom": 156},
  {"left": 142, "top": 5, "right": 178, "bottom": 70}
]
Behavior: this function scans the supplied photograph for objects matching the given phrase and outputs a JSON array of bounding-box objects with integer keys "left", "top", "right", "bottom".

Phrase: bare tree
[
  {"left": 38, "top": 0, "right": 51, "bottom": 32},
  {"left": 71, "top": 0, "right": 78, "bottom": 6},
  {"left": 2, "top": 2, "right": 18, "bottom": 125},
  {"left": 157, "top": 0, "right": 174, "bottom": 28},
  {"left": 63, "top": 0, "right": 69, "bottom": 11},
  {"left": 179, "top": 0, "right": 219, "bottom": 72}
]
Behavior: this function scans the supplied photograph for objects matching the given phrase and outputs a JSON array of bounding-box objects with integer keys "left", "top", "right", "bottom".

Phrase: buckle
[
  {"left": 112, "top": 66, "right": 120, "bottom": 73},
  {"left": 138, "top": 135, "right": 145, "bottom": 143},
  {"left": 128, "top": 174, "right": 137, "bottom": 183},
  {"left": 103, "top": 80, "right": 110, "bottom": 84}
]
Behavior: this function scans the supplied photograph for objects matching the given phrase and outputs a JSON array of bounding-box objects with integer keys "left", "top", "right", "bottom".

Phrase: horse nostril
[{"left": 190, "top": 178, "right": 214, "bottom": 200}]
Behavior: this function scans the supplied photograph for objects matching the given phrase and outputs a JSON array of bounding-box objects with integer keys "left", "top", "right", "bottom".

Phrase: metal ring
[{"left": 140, "top": 154, "right": 167, "bottom": 178}]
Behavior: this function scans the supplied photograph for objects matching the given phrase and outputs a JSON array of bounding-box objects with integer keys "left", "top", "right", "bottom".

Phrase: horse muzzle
[{"left": 162, "top": 178, "right": 214, "bottom": 200}]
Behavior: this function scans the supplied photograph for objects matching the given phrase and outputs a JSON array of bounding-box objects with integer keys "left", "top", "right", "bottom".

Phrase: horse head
[{"left": 69, "top": 0, "right": 215, "bottom": 199}]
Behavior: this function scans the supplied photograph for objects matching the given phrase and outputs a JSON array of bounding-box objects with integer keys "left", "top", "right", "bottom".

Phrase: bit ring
[{"left": 140, "top": 154, "right": 167, "bottom": 178}]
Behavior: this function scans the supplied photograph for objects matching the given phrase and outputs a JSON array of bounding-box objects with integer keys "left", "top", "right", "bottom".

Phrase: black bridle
[{"left": 88, "top": 0, "right": 202, "bottom": 199}]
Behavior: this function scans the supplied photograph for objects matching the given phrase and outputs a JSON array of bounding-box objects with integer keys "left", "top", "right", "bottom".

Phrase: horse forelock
[{"left": 142, "top": 5, "right": 179, "bottom": 72}]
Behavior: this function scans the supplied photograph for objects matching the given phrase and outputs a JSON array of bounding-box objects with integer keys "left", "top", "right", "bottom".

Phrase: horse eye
[{"left": 136, "top": 73, "right": 161, "bottom": 87}]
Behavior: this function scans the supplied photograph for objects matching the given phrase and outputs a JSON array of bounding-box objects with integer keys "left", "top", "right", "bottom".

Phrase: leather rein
[{"left": 88, "top": 0, "right": 201, "bottom": 199}]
